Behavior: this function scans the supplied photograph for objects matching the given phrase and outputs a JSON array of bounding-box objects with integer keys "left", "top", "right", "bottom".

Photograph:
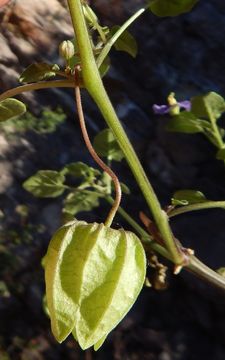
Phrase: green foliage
[
  {"left": 83, "top": 3, "right": 98, "bottom": 25},
  {"left": 0, "top": 204, "right": 46, "bottom": 287},
  {"left": 163, "top": 91, "right": 225, "bottom": 160},
  {"left": 0, "top": 108, "right": 66, "bottom": 134},
  {"left": 8, "top": 204, "right": 42, "bottom": 244},
  {"left": 120, "top": 182, "right": 130, "bottom": 195},
  {"left": 67, "top": 54, "right": 81, "bottom": 69},
  {"left": 31, "top": 108, "right": 66, "bottom": 133},
  {"left": 216, "top": 148, "right": 225, "bottom": 161},
  {"left": 166, "top": 111, "right": 206, "bottom": 133},
  {"left": 77, "top": 3, "right": 139, "bottom": 72},
  {"left": 0, "top": 280, "right": 10, "bottom": 298},
  {"left": 109, "top": 26, "right": 137, "bottom": 58},
  {"left": 172, "top": 190, "right": 207, "bottom": 206},
  {"left": 82, "top": 2, "right": 108, "bottom": 37},
  {"left": 0, "top": 98, "right": 26, "bottom": 122},
  {"left": 93, "top": 128, "right": 124, "bottom": 161},
  {"left": 191, "top": 92, "right": 225, "bottom": 121},
  {"left": 62, "top": 162, "right": 100, "bottom": 181},
  {"left": 99, "top": 56, "right": 111, "bottom": 78},
  {"left": 148, "top": 0, "right": 198, "bottom": 17},
  {"left": 63, "top": 190, "right": 101, "bottom": 216},
  {"left": 23, "top": 124, "right": 129, "bottom": 221},
  {"left": 23, "top": 170, "right": 66, "bottom": 198},
  {"left": 217, "top": 267, "right": 225, "bottom": 277},
  {"left": 60, "top": 19, "right": 137, "bottom": 75},
  {"left": 24, "top": 156, "right": 130, "bottom": 218},
  {"left": 45, "top": 220, "right": 146, "bottom": 349},
  {"left": 19, "top": 63, "right": 60, "bottom": 83}
]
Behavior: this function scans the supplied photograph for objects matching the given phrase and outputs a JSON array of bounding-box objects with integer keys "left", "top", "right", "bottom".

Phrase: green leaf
[
  {"left": 68, "top": 55, "right": 81, "bottom": 69},
  {"left": 109, "top": 26, "right": 137, "bottom": 58},
  {"left": 166, "top": 111, "right": 205, "bottom": 133},
  {"left": 63, "top": 191, "right": 100, "bottom": 216},
  {"left": 0, "top": 98, "right": 26, "bottom": 122},
  {"left": 23, "top": 170, "right": 66, "bottom": 198},
  {"left": 61, "top": 162, "right": 100, "bottom": 180},
  {"left": 93, "top": 128, "right": 124, "bottom": 162},
  {"left": 0, "top": 108, "right": 66, "bottom": 134},
  {"left": 19, "top": 63, "right": 60, "bottom": 83},
  {"left": 148, "top": 0, "right": 198, "bottom": 17},
  {"left": 216, "top": 148, "right": 225, "bottom": 161},
  {"left": 99, "top": 56, "right": 110, "bottom": 78},
  {"left": 191, "top": 92, "right": 225, "bottom": 120},
  {"left": 45, "top": 220, "right": 146, "bottom": 349},
  {"left": 0, "top": 280, "right": 10, "bottom": 298},
  {"left": 120, "top": 182, "right": 130, "bottom": 195},
  {"left": 216, "top": 267, "right": 225, "bottom": 277},
  {"left": 172, "top": 189, "right": 207, "bottom": 206},
  {"left": 83, "top": 3, "right": 99, "bottom": 26}
]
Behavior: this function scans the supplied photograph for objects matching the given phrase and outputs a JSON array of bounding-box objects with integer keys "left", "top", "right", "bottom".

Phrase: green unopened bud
[
  {"left": 59, "top": 40, "right": 75, "bottom": 61},
  {"left": 83, "top": 4, "right": 98, "bottom": 25},
  {"left": 217, "top": 267, "right": 225, "bottom": 277}
]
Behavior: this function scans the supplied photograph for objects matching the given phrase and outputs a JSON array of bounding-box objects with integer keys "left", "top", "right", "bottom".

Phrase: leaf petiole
[
  {"left": 168, "top": 200, "right": 225, "bottom": 218},
  {"left": 96, "top": 7, "right": 146, "bottom": 68},
  {"left": 0, "top": 80, "right": 75, "bottom": 102}
]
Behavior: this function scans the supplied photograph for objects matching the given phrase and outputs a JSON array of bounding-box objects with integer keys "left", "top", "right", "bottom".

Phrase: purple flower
[
  {"left": 153, "top": 104, "right": 170, "bottom": 115},
  {"left": 153, "top": 93, "right": 191, "bottom": 115}
]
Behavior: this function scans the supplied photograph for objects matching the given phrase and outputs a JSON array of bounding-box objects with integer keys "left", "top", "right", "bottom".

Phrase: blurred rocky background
[{"left": 1, "top": 0, "right": 225, "bottom": 359}]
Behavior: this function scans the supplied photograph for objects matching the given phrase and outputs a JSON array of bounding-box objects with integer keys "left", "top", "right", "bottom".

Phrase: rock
[
  {"left": 0, "top": 33, "right": 17, "bottom": 62},
  {"left": 0, "top": 161, "right": 13, "bottom": 193},
  {"left": 0, "top": 0, "right": 73, "bottom": 109}
]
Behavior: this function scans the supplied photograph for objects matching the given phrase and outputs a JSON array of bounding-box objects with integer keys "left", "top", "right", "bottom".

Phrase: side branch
[
  {"left": 0, "top": 80, "right": 75, "bottom": 101},
  {"left": 168, "top": 201, "right": 225, "bottom": 218}
]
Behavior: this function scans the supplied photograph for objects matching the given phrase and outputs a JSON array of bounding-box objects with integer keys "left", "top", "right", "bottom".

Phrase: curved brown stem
[{"left": 74, "top": 67, "right": 121, "bottom": 227}]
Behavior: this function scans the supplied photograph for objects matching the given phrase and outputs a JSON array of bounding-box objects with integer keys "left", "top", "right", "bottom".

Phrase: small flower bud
[
  {"left": 168, "top": 92, "right": 180, "bottom": 116},
  {"left": 167, "top": 92, "right": 177, "bottom": 106},
  {"left": 83, "top": 4, "right": 98, "bottom": 25},
  {"left": 59, "top": 40, "right": 75, "bottom": 61}
]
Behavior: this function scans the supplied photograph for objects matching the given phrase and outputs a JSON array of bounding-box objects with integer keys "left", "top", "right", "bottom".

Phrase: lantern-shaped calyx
[{"left": 45, "top": 220, "right": 146, "bottom": 350}]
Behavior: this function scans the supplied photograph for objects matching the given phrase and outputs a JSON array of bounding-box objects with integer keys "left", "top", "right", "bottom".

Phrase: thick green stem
[
  {"left": 188, "top": 257, "right": 225, "bottom": 291},
  {"left": 67, "top": 0, "right": 184, "bottom": 264},
  {"left": 0, "top": 80, "right": 74, "bottom": 101}
]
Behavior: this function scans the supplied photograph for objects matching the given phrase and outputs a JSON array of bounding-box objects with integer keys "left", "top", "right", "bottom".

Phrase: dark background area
[{"left": 0, "top": 0, "right": 225, "bottom": 359}]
